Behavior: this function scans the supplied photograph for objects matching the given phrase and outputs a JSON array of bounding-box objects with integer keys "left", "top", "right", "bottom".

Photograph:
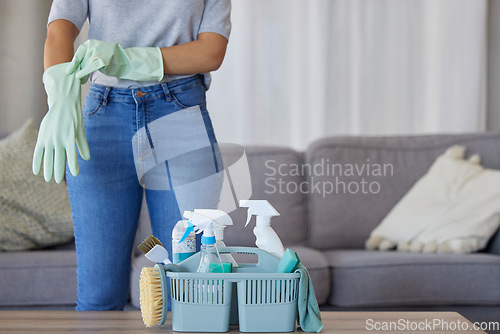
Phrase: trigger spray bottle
[
  {"left": 240, "top": 200, "right": 285, "bottom": 258},
  {"left": 172, "top": 220, "right": 196, "bottom": 264},
  {"left": 181, "top": 210, "right": 228, "bottom": 273}
]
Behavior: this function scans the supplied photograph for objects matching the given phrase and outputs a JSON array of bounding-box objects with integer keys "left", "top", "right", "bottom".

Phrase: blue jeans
[{"left": 66, "top": 75, "right": 220, "bottom": 310}]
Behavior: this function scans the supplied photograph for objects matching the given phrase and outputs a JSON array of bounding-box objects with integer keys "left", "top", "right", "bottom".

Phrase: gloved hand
[
  {"left": 33, "top": 62, "right": 90, "bottom": 183},
  {"left": 67, "top": 39, "right": 164, "bottom": 83}
]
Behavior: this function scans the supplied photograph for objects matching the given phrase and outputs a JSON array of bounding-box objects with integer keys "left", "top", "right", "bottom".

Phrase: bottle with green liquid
[
  {"left": 181, "top": 211, "right": 225, "bottom": 273},
  {"left": 197, "top": 238, "right": 224, "bottom": 273}
]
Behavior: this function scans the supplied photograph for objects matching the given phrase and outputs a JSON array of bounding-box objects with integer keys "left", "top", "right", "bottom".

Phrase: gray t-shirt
[{"left": 47, "top": 0, "right": 231, "bottom": 89}]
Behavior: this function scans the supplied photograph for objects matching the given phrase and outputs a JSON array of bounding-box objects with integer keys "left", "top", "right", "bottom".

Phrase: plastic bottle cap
[{"left": 201, "top": 236, "right": 216, "bottom": 244}]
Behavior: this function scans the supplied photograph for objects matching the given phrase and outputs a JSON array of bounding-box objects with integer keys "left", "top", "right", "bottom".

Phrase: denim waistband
[{"left": 86, "top": 74, "right": 205, "bottom": 103}]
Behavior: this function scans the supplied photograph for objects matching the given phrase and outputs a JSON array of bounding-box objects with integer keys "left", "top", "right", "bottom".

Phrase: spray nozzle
[
  {"left": 239, "top": 200, "right": 280, "bottom": 227},
  {"left": 179, "top": 210, "right": 233, "bottom": 244}
]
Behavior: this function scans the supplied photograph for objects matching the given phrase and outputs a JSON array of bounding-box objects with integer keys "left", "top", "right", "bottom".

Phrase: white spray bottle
[
  {"left": 239, "top": 200, "right": 285, "bottom": 258},
  {"left": 181, "top": 210, "right": 227, "bottom": 273}
]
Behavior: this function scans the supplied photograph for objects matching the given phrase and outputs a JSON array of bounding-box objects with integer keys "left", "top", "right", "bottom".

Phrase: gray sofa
[{"left": 2, "top": 133, "right": 500, "bottom": 326}]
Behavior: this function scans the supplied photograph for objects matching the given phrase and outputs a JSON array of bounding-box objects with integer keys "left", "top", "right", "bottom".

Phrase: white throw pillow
[{"left": 366, "top": 146, "right": 500, "bottom": 254}]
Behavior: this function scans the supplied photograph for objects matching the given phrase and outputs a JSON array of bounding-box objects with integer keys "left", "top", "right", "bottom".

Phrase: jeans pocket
[
  {"left": 170, "top": 83, "right": 207, "bottom": 109},
  {"left": 83, "top": 93, "right": 103, "bottom": 117}
]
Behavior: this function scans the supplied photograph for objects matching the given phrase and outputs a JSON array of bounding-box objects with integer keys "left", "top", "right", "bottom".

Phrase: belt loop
[
  {"left": 102, "top": 87, "right": 111, "bottom": 106},
  {"left": 161, "top": 83, "right": 171, "bottom": 101}
]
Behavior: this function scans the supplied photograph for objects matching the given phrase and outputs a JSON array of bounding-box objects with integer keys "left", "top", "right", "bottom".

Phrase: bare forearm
[
  {"left": 161, "top": 32, "right": 228, "bottom": 75},
  {"left": 44, "top": 19, "right": 79, "bottom": 70}
]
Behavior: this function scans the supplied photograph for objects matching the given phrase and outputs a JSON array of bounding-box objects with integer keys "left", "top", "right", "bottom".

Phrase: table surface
[{"left": 0, "top": 311, "right": 486, "bottom": 334}]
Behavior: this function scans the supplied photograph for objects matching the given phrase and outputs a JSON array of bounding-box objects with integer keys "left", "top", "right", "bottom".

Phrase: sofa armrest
[{"left": 485, "top": 228, "right": 500, "bottom": 256}]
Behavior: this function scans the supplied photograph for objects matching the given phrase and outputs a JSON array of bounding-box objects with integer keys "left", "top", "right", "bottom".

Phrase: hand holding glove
[
  {"left": 33, "top": 62, "right": 90, "bottom": 183},
  {"left": 67, "top": 39, "right": 164, "bottom": 82},
  {"left": 33, "top": 39, "right": 163, "bottom": 183}
]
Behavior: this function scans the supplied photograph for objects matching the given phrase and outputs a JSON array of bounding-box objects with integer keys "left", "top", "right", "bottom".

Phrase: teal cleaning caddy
[{"left": 167, "top": 247, "right": 300, "bottom": 332}]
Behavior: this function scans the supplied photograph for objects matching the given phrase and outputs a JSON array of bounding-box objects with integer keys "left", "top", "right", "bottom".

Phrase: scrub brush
[
  {"left": 137, "top": 235, "right": 162, "bottom": 254},
  {"left": 140, "top": 265, "right": 167, "bottom": 327},
  {"left": 138, "top": 235, "right": 172, "bottom": 264},
  {"left": 140, "top": 262, "right": 187, "bottom": 327}
]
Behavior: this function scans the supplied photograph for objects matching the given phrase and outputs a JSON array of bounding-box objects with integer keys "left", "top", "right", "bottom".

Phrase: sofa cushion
[
  {"left": 0, "top": 250, "right": 77, "bottom": 306},
  {"left": 134, "top": 146, "right": 308, "bottom": 250},
  {"left": 325, "top": 250, "right": 500, "bottom": 307},
  {"left": 221, "top": 147, "right": 308, "bottom": 247},
  {"left": 306, "top": 134, "right": 500, "bottom": 249},
  {"left": 366, "top": 145, "right": 500, "bottom": 253}
]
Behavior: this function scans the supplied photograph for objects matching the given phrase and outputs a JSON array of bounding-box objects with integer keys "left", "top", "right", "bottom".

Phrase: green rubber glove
[
  {"left": 33, "top": 62, "right": 90, "bottom": 183},
  {"left": 67, "top": 39, "right": 164, "bottom": 83}
]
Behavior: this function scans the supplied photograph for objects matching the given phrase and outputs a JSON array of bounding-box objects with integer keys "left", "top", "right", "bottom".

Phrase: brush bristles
[
  {"left": 139, "top": 266, "right": 164, "bottom": 327},
  {"left": 137, "top": 235, "right": 163, "bottom": 254}
]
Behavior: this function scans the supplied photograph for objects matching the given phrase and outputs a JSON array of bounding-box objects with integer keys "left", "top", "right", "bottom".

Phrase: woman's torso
[{"left": 87, "top": 0, "right": 206, "bottom": 88}]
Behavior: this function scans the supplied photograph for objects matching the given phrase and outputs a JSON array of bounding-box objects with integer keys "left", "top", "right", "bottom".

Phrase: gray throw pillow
[{"left": 0, "top": 119, "right": 73, "bottom": 251}]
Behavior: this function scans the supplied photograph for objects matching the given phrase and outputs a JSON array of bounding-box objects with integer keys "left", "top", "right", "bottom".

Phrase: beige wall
[
  {"left": 0, "top": 0, "right": 52, "bottom": 134},
  {"left": 487, "top": 0, "right": 500, "bottom": 131}
]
